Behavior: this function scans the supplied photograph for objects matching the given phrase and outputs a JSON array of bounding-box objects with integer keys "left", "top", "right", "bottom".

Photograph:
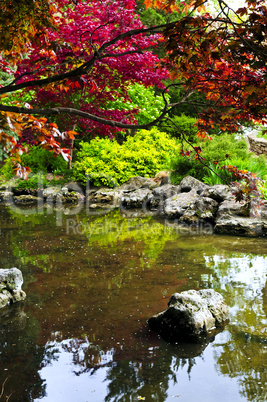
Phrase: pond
[{"left": 0, "top": 204, "right": 266, "bottom": 402}]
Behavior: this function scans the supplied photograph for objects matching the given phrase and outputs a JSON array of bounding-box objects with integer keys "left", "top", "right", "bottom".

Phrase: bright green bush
[
  {"left": 73, "top": 128, "right": 180, "bottom": 187},
  {"left": 21, "top": 145, "right": 68, "bottom": 174}
]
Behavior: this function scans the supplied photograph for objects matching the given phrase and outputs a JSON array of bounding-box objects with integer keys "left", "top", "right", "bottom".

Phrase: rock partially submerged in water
[
  {"left": 148, "top": 289, "right": 229, "bottom": 343},
  {"left": 0, "top": 268, "right": 26, "bottom": 309}
]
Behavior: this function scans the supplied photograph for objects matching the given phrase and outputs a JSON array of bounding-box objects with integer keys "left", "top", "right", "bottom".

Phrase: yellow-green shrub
[{"left": 73, "top": 128, "right": 180, "bottom": 187}]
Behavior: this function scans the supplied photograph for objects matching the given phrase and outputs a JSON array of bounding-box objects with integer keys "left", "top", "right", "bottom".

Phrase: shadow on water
[{"left": 0, "top": 205, "right": 266, "bottom": 401}]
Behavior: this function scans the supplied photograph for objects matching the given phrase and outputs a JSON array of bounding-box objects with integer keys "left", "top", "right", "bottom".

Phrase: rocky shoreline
[{"left": 1, "top": 175, "right": 267, "bottom": 237}]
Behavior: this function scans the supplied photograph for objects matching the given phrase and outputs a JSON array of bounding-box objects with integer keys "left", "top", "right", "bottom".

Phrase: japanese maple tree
[
  {"left": 16, "top": 0, "right": 170, "bottom": 138},
  {"left": 0, "top": 0, "right": 170, "bottom": 175}
]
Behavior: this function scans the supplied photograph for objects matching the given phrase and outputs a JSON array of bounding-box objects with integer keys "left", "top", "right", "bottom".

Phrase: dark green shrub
[
  {"left": 14, "top": 172, "right": 69, "bottom": 190},
  {"left": 0, "top": 158, "right": 15, "bottom": 181},
  {"left": 73, "top": 128, "right": 180, "bottom": 187},
  {"left": 170, "top": 155, "right": 207, "bottom": 183},
  {"left": 21, "top": 145, "right": 68, "bottom": 174},
  {"left": 163, "top": 114, "right": 198, "bottom": 143},
  {"left": 14, "top": 173, "right": 48, "bottom": 190}
]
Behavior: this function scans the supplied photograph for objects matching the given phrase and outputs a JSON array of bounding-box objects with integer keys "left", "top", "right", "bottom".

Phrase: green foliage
[
  {"left": 257, "top": 129, "right": 267, "bottom": 139},
  {"left": 170, "top": 154, "right": 207, "bottom": 183},
  {"left": 163, "top": 114, "right": 198, "bottom": 142},
  {"left": 202, "top": 155, "right": 267, "bottom": 185},
  {"left": 0, "top": 158, "right": 15, "bottom": 180},
  {"left": 202, "top": 164, "right": 234, "bottom": 185},
  {"left": 73, "top": 128, "right": 180, "bottom": 187},
  {"left": 14, "top": 172, "right": 68, "bottom": 190},
  {"left": 15, "top": 173, "right": 48, "bottom": 190},
  {"left": 227, "top": 155, "right": 267, "bottom": 180},
  {"left": 201, "top": 134, "right": 249, "bottom": 162},
  {"left": 21, "top": 145, "right": 68, "bottom": 174},
  {"left": 170, "top": 133, "right": 253, "bottom": 184},
  {"left": 106, "top": 83, "right": 170, "bottom": 126},
  {"left": 258, "top": 180, "right": 267, "bottom": 200}
]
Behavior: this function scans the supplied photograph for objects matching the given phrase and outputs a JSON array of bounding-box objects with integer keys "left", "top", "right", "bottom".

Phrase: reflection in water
[{"left": 0, "top": 205, "right": 266, "bottom": 401}]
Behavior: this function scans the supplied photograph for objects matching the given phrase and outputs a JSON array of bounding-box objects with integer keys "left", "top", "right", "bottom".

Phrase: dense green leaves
[{"left": 73, "top": 128, "right": 180, "bottom": 186}]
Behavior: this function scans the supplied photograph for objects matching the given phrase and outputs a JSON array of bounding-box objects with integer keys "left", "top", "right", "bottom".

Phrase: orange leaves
[
  {"left": 0, "top": 0, "right": 56, "bottom": 64},
  {"left": 196, "top": 130, "right": 211, "bottom": 141},
  {"left": 66, "top": 130, "right": 77, "bottom": 140},
  {"left": 143, "top": 0, "right": 180, "bottom": 12},
  {"left": 14, "top": 163, "right": 31, "bottom": 180},
  {"left": 0, "top": 106, "right": 76, "bottom": 176},
  {"left": 143, "top": 0, "right": 206, "bottom": 12},
  {"left": 182, "top": 0, "right": 206, "bottom": 13}
]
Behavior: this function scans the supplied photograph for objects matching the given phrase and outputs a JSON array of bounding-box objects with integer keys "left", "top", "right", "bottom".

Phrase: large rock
[
  {"left": 0, "top": 268, "right": 26, "bottom": 308},
  {"left": 13, "top": 195, "right": 42, "bottom": 205},
  {"left": 0, "top": 191, "right": 13, "bottom": 204},
  {"left": 180, "top": 196, "right": 218, "bottom": 223},
  {"left": 120, "top": 176, "right": 157, "bottom": 191},
  {"left": 202, "top": 184, "right": 232, "bottom": 202},
  {"left": 88, "top": 188, "right": 122, "bottom": 209},
  {"left": 215, "top": 216, "right": 265, "bottom": 236},
  {"left": 216, "top": 198, "right": 250, "bottom": 219},
  {"left": 43, "top": 186, "right": 83, "bottom": 204},
  {"left": 178, "top": 176, "right": 209, "bottom": 194},
  {"left": 148, "top": 184, "right": 180, "bottom": 209},
  {"left": 163, "top": 192, "right": 200, "bottom": 218},
  {"left": 148, "top": 289, "right": 229, "bottom": 342},
  {"left": 120, "top": 188, "right": 152, "bottom": 209},
  {"left": 215, "top": 199, "right": 267, "bottom": 236},
  {"left": 43, "top": 186, "right": 61, "bottom": 199}
]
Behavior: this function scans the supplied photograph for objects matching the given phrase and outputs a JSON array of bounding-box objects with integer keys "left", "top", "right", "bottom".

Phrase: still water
[{"left": 0, "top": 205, "right": 266, "bottom": 402}]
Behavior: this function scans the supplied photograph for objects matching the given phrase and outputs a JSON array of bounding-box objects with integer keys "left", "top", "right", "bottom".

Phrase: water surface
[{"left": 0, "top": 205, "right": 266, "bottom": 401}]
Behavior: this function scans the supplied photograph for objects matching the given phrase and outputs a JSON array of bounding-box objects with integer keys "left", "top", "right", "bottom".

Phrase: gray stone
[
  {"left": 0, "top": 268, "right": 26, "bottom": 308},
  {"left": 13, "top": 195, "right": 42, "bottom": 205},
  {"left": 148, "top": 289, "right": 229, "bottom": 342},
  {"left": 0, "top": 191, "right": 13, "bottom": 203},
  {"left": 120, "top": 188, "right": 152, "bottom": 209},
  {"left": 148, "top": 184, "right": 180, "bottom": 209},
  {"left": 202, "top": 184, "right": 232, "bottom": 202},
  {"left": 215, "top": 216, "right": 264, "bottom": 236},
  {"left": 61, "top": 191, "right": 84, "bottom": 204},
  {"left": 248, "top": 133, "right": 267, "bottom": 156},
  {"left": 43, "top": 186, "right": 61, "bottom": 200},
  {"left": 119, "top": 176, "right": 157, "bottom": 191},
  {"left": 0, "top": 184, "right": 8, "bottom": 191},
  {"left": 88, "top": 188, "right": 122, "bottom": 209},
  {"left": 180, "top": 196, "right": 218, "bottom": 223},
  {"left": 43, "top": 186, "right": 83, "bottom": 204},
  {"left": 163, "top": 191, "right": 200, "bottom": 218},
  {"left": 178, "top": 176, "right": 209, "bottom": 194},
  {"left": 216, "top": 198, "right": 250, "bottom": 219}
]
